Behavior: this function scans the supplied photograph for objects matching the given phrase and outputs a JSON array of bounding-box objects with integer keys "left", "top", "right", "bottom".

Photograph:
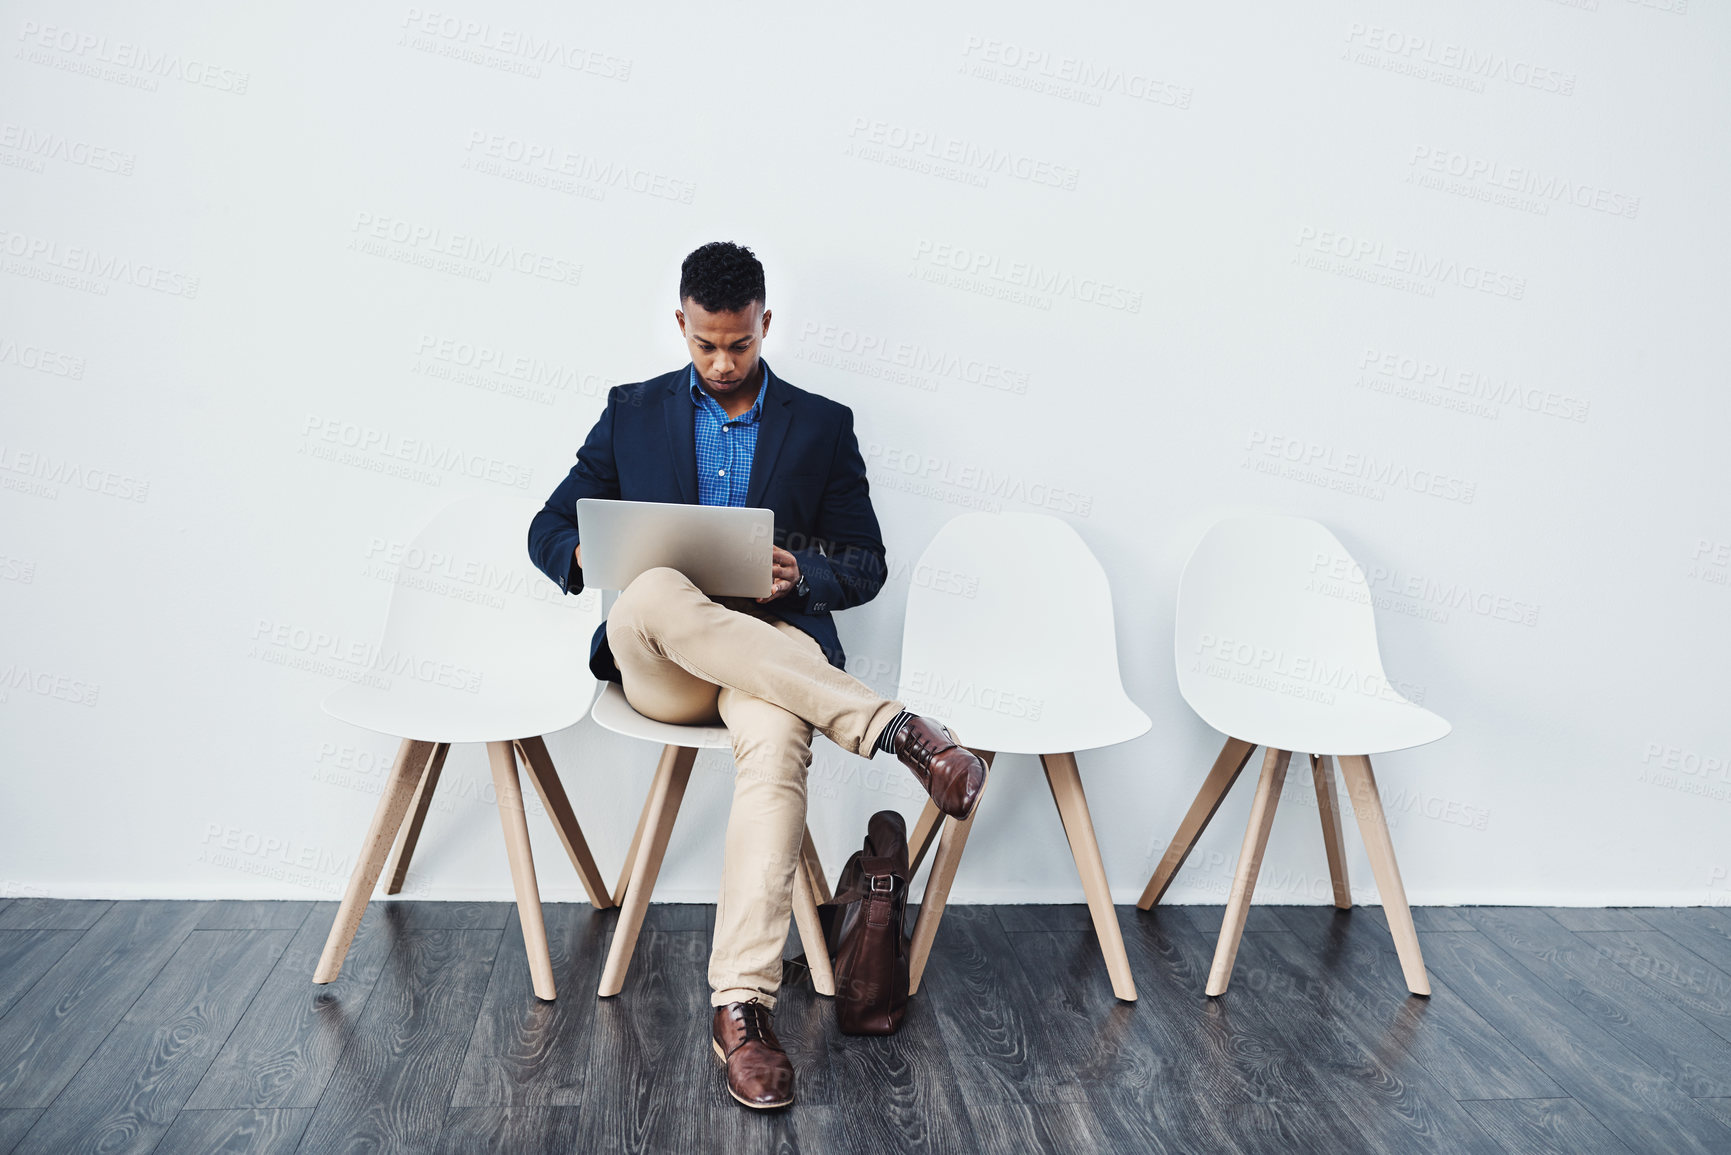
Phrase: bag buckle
[{"left": 869, "top": 874, "right": 896, "bottom": 894}]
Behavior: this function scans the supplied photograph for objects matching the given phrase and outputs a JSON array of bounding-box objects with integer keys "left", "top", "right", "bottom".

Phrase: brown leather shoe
[
  {"left": 711, "top": 1000, "right": 794, "bottom": 1109},
  {"left": 891, "top": 716, "right": 988, "bottom": 819}
]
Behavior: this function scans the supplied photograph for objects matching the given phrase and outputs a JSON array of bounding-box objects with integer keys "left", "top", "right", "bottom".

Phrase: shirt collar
[{"left": 688, "top": 362, "right": 769, "bottom": 423}]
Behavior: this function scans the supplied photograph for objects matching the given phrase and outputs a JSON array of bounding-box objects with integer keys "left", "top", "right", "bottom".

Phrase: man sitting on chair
[{"left": 527, "top": 241, "right": 987, "bottom": 1111}]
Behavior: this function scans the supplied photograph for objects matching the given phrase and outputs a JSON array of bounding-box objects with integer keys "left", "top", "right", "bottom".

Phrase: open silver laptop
[{"left": 575, "top": 498, "right": 775, "bottom": 598}]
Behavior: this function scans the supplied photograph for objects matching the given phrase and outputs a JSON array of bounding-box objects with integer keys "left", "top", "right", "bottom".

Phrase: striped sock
[{"left": 874, "top": 709, "right": 914, "bottom": 754}]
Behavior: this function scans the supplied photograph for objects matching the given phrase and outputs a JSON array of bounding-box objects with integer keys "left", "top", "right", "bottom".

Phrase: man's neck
[{"left": 701, "top": 364, "right": 764, "bottom": 419}]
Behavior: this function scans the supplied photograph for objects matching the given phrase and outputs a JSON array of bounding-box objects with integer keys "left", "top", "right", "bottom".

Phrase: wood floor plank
[
  {"left": 993, "top": 903, "right": 1097, "bottom": 934},
  {"left": 195, "top": 902, "right": 315, "bottom": 930},
  {"left": 792, "top": 933, "right": 978, "bottom": 1152},
  {"left": 1578, "top": 929, "right": 1731, "bottom": 1045},
  {"left": 1180, "top": 904, "right": 1288, "bottom": 935},
  {"left": 0, "top": 1110, "right": 41, "bottom": 1155},
  {"left": 993, "top": 926, "right": 1159, "bottom": 1095},
  {"left": 959, "top": 1095, "right": 1126, "bottom": 1154},
  {"left": 186, "top": 902, "right": 395, "bottom": 1109},
  {"left": 1362, "top": 905, "right": 1478, "bottom": 933},
  {"left": 572, "top": 928, "right": 717, "bottom": 1154},
  {"left": 640, "top": 902, "right": 712, "bottom": 933},
  {"left": 436, "top": 1106, "right": 587, "bottom": 1153},
  {"left": 0, "top": 901, "right": 208, "bottom": 1108},
  {"left": 920, "top": 906, "right": 1090, "bottom": 1103},
  {"left": 1697, "top": 1098, "right": 1731, "bottom": 1131},
  {"left": 371, "top": 900, "right": 512, "bottom": 929},
  {"left": 1463, "top": 907, "right": 1731, "bottom": 1097},
  {"left": 0, "top": 932, "right": 83, "bottom": 1022},
  {"left": 10, "top": 929, "right": 294, "bottom": 1155},
  {"left": 450, "top": 904, "right": 612, "bottom": 1106},
  {"left": 293, "top": 929, "right": 500, "bottom": 1153},
  {"left": 1544, "top": 908, "right": 1652, "bottom": 932},
  {"left": 1420, "top": 930, "right": 1731, "bottom": 1154},
  {"left": 0, "top": 900, "right": 112, "bottom": 931},
  {"left": 1118, "top": 909, "right": 1350, "bottom": 1118},
  {"left": 1269, "top": 907, "right": 1563, "bottom": 1100},
  {"left": 1460, "top": 1098, "right": 1634, "bottom": 1155},
  {"left": 1637, "top": 908, "right": 1731, "bottom": 971},
  {"left": 1229, "top": 932, "right": 1503, "bottom": 1153},
  {"left": 153, "top": 1108, "right": 312, "bottom": 1154}
]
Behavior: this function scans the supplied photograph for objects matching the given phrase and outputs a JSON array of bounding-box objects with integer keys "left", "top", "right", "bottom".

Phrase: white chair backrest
[
  {"left": 375, "top": 495, "right": 599, "bottom": 703},
  {"left": 897, "top": 512, "right": 1149, "bottom": 755},
  {"left": 1174, "top": 514, "right": 1439, "bottom": 750}
]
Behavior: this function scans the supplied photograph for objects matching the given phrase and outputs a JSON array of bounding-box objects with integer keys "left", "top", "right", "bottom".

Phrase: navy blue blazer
[{"left": 527, "top": 360, "right": 888, "bottom": 682}]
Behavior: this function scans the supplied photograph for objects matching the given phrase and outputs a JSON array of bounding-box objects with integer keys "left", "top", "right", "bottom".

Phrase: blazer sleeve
[
  {"left": 789, "top": 406, "right": 888, "bottom": 614},
  {"left": 528, "top": 388, "right": 622, "bottom": 595}
]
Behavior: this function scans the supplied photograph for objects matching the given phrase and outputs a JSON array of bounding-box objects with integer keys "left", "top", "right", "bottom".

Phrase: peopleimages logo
[
  {"left": 957, "top": 35, "right": 1192, "bottom": 110},
  {"left": 1295, "top": 227, "right": 1526, "bottom": 301},
  {"left": 15, "top": 19, "right": 251, "bottom": 93},
  {"left": 398, "top": 8, "right": 632, "bottom": 80},
  {"left": 911, "top": 239, "right": 1142, "bottom": 313},
  {"left": 348, "top": 211, "right": 582, "bottom": 287},
  {"left": 300, "top": 414, "right": 535, "bottom": 489},
  {"left": 0, "top": 226, "right": 200, "bottom": 298},
  {"left": 1244, "top": 430, "right": 1477, "bottom": 504},
  {"left": 1343, "top": 23, "right": 1576, "bottom": 96},
  {"left": 1408, "top": 146, "right": 1640, "bottom": 220}
]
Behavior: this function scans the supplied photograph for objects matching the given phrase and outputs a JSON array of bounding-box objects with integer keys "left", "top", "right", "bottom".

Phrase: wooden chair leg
[
  {"left": 906, "top": 799, "right": 943, "bottom": 878},
  {"left": 488, "top": 741, "right": 556, "bottom": 1001},
  {"left": 1310, "top": 754, "right": 1352, "bottom": 910},
  {"left": 1338, "top": 755, "right": 1430, "bottom": 996},
  {"left": 1206, "top": 747, "right": 1291, "bottom": 996},
  {"left": 384, "top": 743, "right": 449, "bottom": 895},
  {"left": 515, "top": 736, "right": 613, "bottom": 910},
  {"left": 598, "top": 744, "right": 696, "bottom": 997},
  {"left": 611, "top": 750, "right": 667, "bottom": 907},
  {"left": 907, "top": 750, "right": 994, "bottom": 996},
  {"left": 314, "top": 738, "right": 435, "bottom": 983},
  {"left": 1041, "top": 752, "right": 1137, "bottom": 1002},
  {"left": 791, "top": 856, "right": 836, "bottom": 997},
  {"left": 800, "top": 825, "right": 831, "bottom": 905},
  {"left": 1138, "top": 737, "right": 1258, "bottom": 909}
]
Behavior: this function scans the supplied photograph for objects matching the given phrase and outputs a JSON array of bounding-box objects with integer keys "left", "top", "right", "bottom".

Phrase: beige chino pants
[{"left": 605, "top": 566, "right": 904, "bottom": 1009}]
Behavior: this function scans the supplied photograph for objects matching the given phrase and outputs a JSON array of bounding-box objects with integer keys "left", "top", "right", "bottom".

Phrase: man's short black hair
[{"left": 679, "top": 241, "right": 766, "bottom": 313}]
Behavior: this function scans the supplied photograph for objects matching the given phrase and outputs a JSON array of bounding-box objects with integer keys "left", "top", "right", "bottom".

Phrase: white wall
[{"left": 4, "top": 0, "right": 1727, "bottom": 909}]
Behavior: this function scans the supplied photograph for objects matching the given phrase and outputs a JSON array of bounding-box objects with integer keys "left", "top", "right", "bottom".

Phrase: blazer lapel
[
  {"left": 662, "top": 370, "right": 698, "bottom": 503},
  {"left": 746, "top": 362, "right": 794, "bottom": 509}
]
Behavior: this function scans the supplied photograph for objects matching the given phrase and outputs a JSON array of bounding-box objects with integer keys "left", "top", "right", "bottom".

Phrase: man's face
[{"left": 677, "top": 298, "right": 771, "bottom": 399}]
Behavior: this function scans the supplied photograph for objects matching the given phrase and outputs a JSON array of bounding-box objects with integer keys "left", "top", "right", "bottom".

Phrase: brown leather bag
[{"left": 815, "top": 810, "right": 912, "bottom": 1035}]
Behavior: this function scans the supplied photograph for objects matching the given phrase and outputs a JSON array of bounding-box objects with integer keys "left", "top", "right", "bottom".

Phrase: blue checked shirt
[{"left": 690, "top": 363, "right": 768, "bottom": 507}]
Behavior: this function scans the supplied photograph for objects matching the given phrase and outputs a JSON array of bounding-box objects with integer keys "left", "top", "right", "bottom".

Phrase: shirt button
[{"left": 717, "top": 469, "right": 726, "bottom": 476}]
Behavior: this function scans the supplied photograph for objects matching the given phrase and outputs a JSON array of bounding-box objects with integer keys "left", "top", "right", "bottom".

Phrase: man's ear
[
  {"left": 759, "top": 307, "right": 772, "bottom": 339},
  {"left": 674, "top": 307, "right": 686, "bottom": 337}
]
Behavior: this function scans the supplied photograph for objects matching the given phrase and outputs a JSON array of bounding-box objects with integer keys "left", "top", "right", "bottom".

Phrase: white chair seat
[
  {"left": 1180, "top": 679, "right": 1450, "bottom": 757},
  {"left": 590, "top": 682, "right": 731, "bottom": 750},
  {"left": 323, "top": 679, "right": 594, "bottom": 747}
]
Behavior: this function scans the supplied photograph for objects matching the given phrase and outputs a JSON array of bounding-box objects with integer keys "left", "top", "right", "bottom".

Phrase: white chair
[
  {"left": 1137, "top": 514, "right": 1451, "bottom": 996},
  {"left": 589, "top": 682, "right": 838, "bottom": 999},
  {"left": 313, "top": 495, "right": 613, "bottom": 1001},
  {"left": 897, "top": 512, "right": 1151, "bottom": 1002}
]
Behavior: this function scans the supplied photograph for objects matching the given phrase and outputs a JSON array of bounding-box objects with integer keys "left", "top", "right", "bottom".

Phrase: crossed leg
[{"left": 606, "top": 566, "right": 904, "bottom": 1007}]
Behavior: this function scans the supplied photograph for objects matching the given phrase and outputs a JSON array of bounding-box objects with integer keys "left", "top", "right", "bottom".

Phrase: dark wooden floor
[{"left": 2, "top": 900, "right": 1730, "bottom": 1154}]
